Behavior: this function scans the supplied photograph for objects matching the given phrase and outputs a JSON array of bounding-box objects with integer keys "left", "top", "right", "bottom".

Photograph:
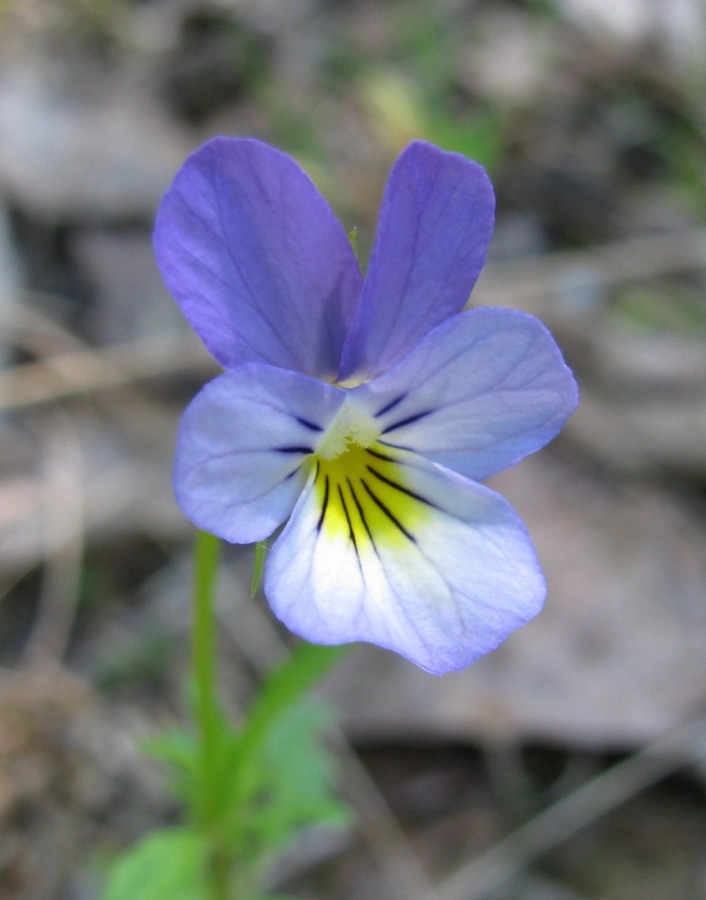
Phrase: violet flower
[{"left": 154, "top": 138, "right": 578, "bottom": 675}]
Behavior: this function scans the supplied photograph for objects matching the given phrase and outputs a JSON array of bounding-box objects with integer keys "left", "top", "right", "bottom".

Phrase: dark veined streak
[{"left": 312, "top": 443, "right": 436, "bottom": 554}]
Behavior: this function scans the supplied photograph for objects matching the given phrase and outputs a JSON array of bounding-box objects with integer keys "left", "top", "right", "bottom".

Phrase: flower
[{"left": 154, "top": 137, "right": 578, "bottom": 675}]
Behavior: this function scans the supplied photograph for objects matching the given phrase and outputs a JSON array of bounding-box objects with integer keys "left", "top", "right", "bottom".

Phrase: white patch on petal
[
  {"left": 316, "top": 396, "right": 379, "bottom": 460},
  {"left": 264, "top": 450, "right": 545, "bottom": 674}
]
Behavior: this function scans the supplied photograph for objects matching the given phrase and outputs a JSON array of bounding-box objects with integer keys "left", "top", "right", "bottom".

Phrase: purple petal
[
  {"left": 353, "top": 307, "right": 578, "bottom": 482},
  {"left": 174, "top": 363, "right": 345, "bottom": 543},
  {"left": 154, "top": 137, "right": 362, "bottom": 379},
  {"left": 338, "top": 141, "right": 495, "bottom": 382}
]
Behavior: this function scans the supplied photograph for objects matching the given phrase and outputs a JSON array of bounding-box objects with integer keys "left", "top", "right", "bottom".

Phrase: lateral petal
[
  {"left": 353, "top": 307, "right": 578, "bottom": 482},
  {"left": 264, "top": 448, "right": 544, "bottom": 674},
  {"left": 174, "top": 364, "right": 345, "bottom": 543},
  {"left": 154, "top": 137, "right": 362, "bottom": 379},
  {"left": 338, "top": 141, "right": 495, "bottom": 382}
]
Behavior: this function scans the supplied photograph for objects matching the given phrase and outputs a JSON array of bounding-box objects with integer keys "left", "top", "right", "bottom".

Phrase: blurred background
[{"left": 1, "top": 0, "right": 706, "bottom": 897}]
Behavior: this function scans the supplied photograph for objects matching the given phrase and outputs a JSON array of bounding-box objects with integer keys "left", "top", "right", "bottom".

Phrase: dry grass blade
[
  {"left": 23, "top": 408, "right": 84, "bottom": 665},
  {"left": 475, "top": 227, "right": 706, "bottom": 313},
  {"left": 423, "top": 716, "right": 706, "bottom": 900},
  {"left": 335, "top": 734, "right": 441, "bottom": 900},
  {"left": 0, "top": 332, "right": 214, "bottom": 412}
]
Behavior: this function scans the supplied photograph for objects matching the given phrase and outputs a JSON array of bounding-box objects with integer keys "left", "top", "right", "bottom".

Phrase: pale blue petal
[
  {"left": 174, "top": 364, "right": 345, "bottom": 543},
  {"left": 338, "top": 141, "right": 495, "bottom": 382},
  {"left": 154, "top": 137, "right": 362, "bottom": 379},
  {"left": 264, "top": 449, "right": 544, "bottom": 674},
  {"left": 352, "top": 307, "right": 578, "bottom": 481}
]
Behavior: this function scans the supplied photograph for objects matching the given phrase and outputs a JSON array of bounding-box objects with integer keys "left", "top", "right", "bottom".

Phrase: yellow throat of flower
[{"left": 313, "top": 402, "right": 431, "bottom": 549}]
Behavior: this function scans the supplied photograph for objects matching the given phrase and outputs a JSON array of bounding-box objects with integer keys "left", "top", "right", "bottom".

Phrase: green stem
[
  {"left": 191, "top": 529, "right": 229, "bottom": 900},
  {"left": 250, "top": 540, "right": 267, "bottom": 597}
]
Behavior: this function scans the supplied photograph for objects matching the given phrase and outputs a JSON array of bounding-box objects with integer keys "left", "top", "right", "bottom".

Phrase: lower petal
[
  {"left": 174, "top": 364, "right": 345, "bottom": 543},
  {"left": 264, "top": 449, "right": 544, "bottom": 674}
]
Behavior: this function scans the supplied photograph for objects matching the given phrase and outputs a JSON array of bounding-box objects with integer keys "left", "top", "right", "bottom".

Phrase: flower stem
[
  {"left": 192, "top": 529, "right": 229, "bottom": 900},
  {"left": 250, "top": 540, "right": 267, "bottom": 597}
]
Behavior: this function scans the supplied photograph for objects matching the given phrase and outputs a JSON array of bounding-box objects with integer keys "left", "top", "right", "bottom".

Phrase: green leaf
[
  {"left": 250, "top": 699, "right": 351, "bottom": 850},
  {"left": 143, "top": 727, "right": 199, "bottom": 772},
  {"left": 426, "top": 109, "right": 506, "bottom": 171},
  {"left": 206, "top": 643, "right": 348, "bottom": 837},
  {"left": 101, "top": 828, "right": 209, "bottom": 900},
  {"left": 238, "top": 642, "right": 348, "bottom": 771},
  {"left": 610, "top": 287, "right": 706, "bottom": 335},
  {"left": 141, "top": 727, "right": 199, "bottom": 804},
  {"left": 219, "top": 646, "right": 352, "bottom": 875}
]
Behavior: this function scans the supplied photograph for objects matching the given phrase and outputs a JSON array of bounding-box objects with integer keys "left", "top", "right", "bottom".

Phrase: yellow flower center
[{"left": 313, "top": 404, "right": 432, "bottom": 551}]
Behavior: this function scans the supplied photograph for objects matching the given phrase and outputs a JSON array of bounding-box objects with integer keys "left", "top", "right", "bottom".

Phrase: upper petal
[
  {"left": 264, "top": 447, "right": 544, "bottom": 674},
  {"left": 174, "top": 363, "right": 345, "bottom": 543},
  {"left": 338, "top": 141, "right": 495, "bottom": 382},
  {"left": 154, "top": 137, "right": 363, "bottom": 379},
  {"left": 352, "top": 307, "right": 579, "bottom": 482}
]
